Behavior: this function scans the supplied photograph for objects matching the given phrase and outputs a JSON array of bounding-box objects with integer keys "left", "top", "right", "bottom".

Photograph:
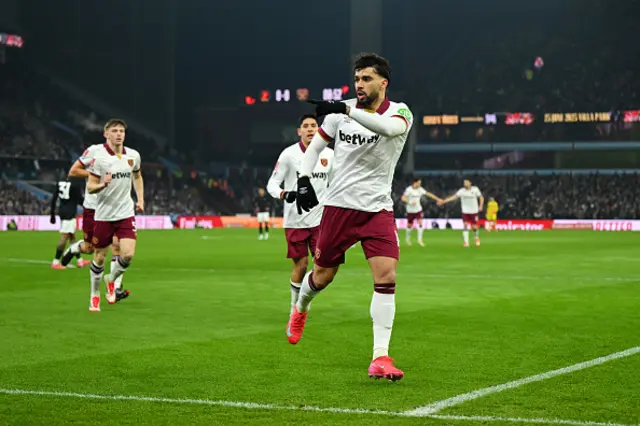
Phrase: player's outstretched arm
[
  {"left": 68, "top": 160, "right": 89, "bottom": 179},
  {"left": 306, "top": 99, "right": 407, "bottom": 137},
  {"left": 133, "top": 170, "right": 144, "bottom": 212},
  {"left": 437, "top": 194, "right": 458, "bottom": 206},
  {"left": 49, "top": 184, "right": 58, "bottom": 223},
  {"left": 347, "top": 105, "right": 407, "bottom": 137},
  {"left": 425, "top": 192, "right": 443, "bottom": 203}
]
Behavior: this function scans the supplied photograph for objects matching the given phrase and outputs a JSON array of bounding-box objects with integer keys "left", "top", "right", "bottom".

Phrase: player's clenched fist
[
  {"left": 281, "top": 191, "right": 297, "bottom": 203},
  {"left": 295, "top": 175, "right": 319, "bottom": 214},
  {"left": 307, "top": 99, "right": 347, "bottom": 118},
  {"left": 103, "top": 172, "right": 112, "bottom": 185}
]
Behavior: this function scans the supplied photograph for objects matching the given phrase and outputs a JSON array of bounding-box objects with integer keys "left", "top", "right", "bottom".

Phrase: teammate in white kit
[
  {"left": 287, "top": 53, "right": 413, "bottom": 381},
  {"left": 86, "top": 119, "right": 144, "bottom": 312},
  {"left": 267, "top": 114, "right": 334, "bottom": 310},
  {"left": 401, "top": 177, "right": 442, "bottom": 246},
  {"left": 439, "top": 179, "right": 484, "bottom": 247},
  {"left": 60, "top": 143, "right": 129, "bottom": 300}
]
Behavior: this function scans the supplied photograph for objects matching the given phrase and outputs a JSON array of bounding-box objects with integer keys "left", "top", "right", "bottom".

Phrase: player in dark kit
[
  {"left": 255, "top": 187, "right": 273, "bottom": 240},
  {"left": 49, "top": 178, "right": 90, "bottom": 269}
]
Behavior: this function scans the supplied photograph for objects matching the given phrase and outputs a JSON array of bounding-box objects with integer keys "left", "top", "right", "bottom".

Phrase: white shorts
[
  {"left": 60, "top": 219, "right": 76, "bottom": 234},
  {"left": 257, "top": 212, "right": 270, "bottom": 223}
]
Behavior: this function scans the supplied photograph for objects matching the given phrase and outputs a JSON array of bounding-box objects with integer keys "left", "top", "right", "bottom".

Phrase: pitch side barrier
[
  {"left": 2, "top": 215, "right": 638, "bottom": 232},
  {"left": 174, "top": 216, "right": 640, "bottom": 232},
  {"left": 413, "top": 169, "right": 639, "bottom": 176},
  {"left": 414, "top": 141, "right": 640, "bottom": 153}
]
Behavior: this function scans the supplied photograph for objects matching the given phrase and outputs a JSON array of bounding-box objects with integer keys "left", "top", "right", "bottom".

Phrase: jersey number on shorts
[{"left": 57, "top": 182, "right": 71, "bottom": 200}]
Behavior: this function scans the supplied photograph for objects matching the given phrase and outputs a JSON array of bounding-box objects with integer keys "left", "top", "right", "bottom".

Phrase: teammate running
[{"left": 267, "top": 114, "right": 333, "bottom": 310}]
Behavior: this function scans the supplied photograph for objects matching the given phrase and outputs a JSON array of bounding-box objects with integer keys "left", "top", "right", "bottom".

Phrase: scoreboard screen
[{"left": 244, "top": 85, "right": 351, "bottom": 105}]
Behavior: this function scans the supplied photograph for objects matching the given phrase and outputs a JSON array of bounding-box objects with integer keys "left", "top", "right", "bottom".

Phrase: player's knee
[
  {"left": 293, "top": 257, "right": 309, "bottom": 275},
  {"left": 376, "top": 267, "right": 396, "bottom": 284},
  {"left": 82, "top": 242, "right": 95, "bottom": 254},
  {"left": 312, "top": 266, "right": 336, "bottom": 288},
  {"left": 120, "top": 253, "right": 134, "bottom": 264},
  {"left": 93, "top": 249, "right": 107, "bottom": 265}
]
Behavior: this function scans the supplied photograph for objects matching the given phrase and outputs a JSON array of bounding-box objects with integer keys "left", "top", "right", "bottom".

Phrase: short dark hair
[
  {"left": 353, "top": 53, "right": 391, "bottom": 81},
  {"left": 412, "top": 177, "right": 421, "bottom": 183},
  {"left": 298, "top": 114, "right": 317, "bottom": 127}
]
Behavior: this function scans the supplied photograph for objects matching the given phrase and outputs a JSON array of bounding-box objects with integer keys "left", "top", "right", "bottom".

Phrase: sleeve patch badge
[{"left": 397, "top": 108, "right": 412, "bottom": 121}]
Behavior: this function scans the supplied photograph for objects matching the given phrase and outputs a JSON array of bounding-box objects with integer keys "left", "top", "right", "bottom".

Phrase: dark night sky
[
  {"left": 176, "top": 0, "right": 351, "bottom": 103},
  {"left": 15, "top": 0, "right": 640, "bottom": 152}
]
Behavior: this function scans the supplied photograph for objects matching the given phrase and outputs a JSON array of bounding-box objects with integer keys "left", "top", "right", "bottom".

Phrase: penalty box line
[{"left": 0, "top": 388, "right": 638, "bottom": 426}]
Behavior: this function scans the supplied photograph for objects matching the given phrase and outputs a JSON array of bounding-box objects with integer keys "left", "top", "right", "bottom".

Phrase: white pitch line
[
  {"left": 406, "top": 346, "right": 640, "bottom": 416},
  {"left": 0, "top": 388, "right": 637, "bottom": 426},
  {"left": 0, "top": 388, "right": 395, "bottom": 416},
  {"left": 0, "top": 257, "right": 50, "bottom": 264},
  {"left": 431, "top": 414, "right": 637, "bottom": 426},
  {"left": 0, "top": 258, "right": 217, "bottom": 273}
]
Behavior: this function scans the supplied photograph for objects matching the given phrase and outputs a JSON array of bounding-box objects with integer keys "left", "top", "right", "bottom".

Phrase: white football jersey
[
  {"left": 88, "top": 144, "right": 141, "bottom": 222},
  {"left": 403, "top": 186, "right": 427, "bottom": 213},
  {"left": 267, "top": 141, "right": 334, "bottom": 228},
  {"left": 78, "top": 144, "right": 104, "bottom": 210},
  {"left": 317, "top": 98, "right": 414, "bottom": 212},
  {"left": 456, "top": 186, "right": 482, "bottom": 214}
]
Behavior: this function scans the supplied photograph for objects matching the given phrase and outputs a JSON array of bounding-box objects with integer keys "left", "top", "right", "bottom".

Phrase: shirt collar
[
  {"left": 355, "top": 97, "right": 390, "bottom": 114},
  {"left": 103, "top": 143, "right": 126, "bottom": 155}
]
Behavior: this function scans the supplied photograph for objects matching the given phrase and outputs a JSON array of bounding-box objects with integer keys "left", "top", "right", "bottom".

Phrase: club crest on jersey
[
  {"left": 320, "top": 158, "right": 328, "bottom": 167},
  {"left": 127, "top": 159, "right": 134, "bottom": 167}
]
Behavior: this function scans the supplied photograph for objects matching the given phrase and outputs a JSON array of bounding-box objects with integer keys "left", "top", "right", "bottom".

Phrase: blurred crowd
[
  {"left": 4, "top": 148, "right": 640, "bottom": 219},
  {"left": 0, "top": 62, "right": 217, "bottom": 216},
  {"left": 143, "top": 169, "right": 215, "bottom": 216},
  {"left": 2, "top": 8, "right": 639, "bottom": 221},
  {"left": 0, "top": 179, "right": 49, "bottom": 215},
  {"left": 0, "top": 64, "right": 158, "bottom": 161},
  {"left": 418, "top": 0, "right": 640, "bottom": 143},
  {"left": 393, "top": 173, "right": 640, "bottom": 220}
]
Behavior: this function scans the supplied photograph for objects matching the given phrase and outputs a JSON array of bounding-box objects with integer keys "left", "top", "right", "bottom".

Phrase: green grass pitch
[{"left": 0, "top": 229, "right": 638, "bottom": 425}]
